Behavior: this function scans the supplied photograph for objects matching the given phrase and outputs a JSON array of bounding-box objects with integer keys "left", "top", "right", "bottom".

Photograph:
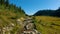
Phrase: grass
[
  {"left": 0, "top": 4, "right": 26, "bottom": 34},
  {"left": 34, "top": 16, "right": 60, "bottom": 34}
]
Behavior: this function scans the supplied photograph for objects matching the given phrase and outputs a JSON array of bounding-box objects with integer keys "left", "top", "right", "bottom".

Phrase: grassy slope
[
  {"left": 34, "top": 16, "right": 60, "bottom": 34},
  {"left": 0, "top": 5, "right": 26, "bottom": 34}
]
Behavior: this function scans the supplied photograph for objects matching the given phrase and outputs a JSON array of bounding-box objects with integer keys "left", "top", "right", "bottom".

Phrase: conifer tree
[
  {"left": 5, "top": 0, "right": 9, "bottom": 6},
  {"left": 0, "top": 0, "right": 5, "bottom": 5}
]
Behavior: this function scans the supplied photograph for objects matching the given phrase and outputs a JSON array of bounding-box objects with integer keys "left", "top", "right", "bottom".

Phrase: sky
[{"left": 9, "top": 0, "right": 60, "bottom": 15}]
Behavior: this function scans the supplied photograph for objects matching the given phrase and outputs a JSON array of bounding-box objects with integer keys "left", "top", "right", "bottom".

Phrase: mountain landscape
[
  {"left": 34, "top": 8, "right": 60, "bottom": 17},
  {"left": 0, "top": 0, "right": 60, "bottom": 34},
  {"left": 33, "top": 8, "right": 60, "bottom": 34}
]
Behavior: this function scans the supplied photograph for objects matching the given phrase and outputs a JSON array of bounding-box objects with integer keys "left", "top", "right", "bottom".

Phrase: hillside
[
  {"left": 34, "top": 8, "right": 60, "bottom": 17},
  {"left": 0, "top": 0, "right": 26, "bottom": 34},
  {"left": 0, "top": 0, "right": 60, "bottom": 34},
  {"left": 33, "top": 7, "right": 60, "bottom": 34},
  {"left": 33, "top": 16, "right": 60, "bottom": 34}
]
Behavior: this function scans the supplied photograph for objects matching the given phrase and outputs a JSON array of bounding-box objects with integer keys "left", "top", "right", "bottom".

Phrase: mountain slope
[
  {"left": 34, "top": 8, "right": 60, "bottom": 17},
  {"left": 33, "top": 8, "right": 60, "bottom": 34},
  {"left": 0, "top": 0, "right": 26, "bottom": 34}
]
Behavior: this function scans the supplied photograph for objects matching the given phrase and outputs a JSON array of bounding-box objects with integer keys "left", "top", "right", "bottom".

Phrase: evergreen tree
[
  {"left": 5, "top": 0, "right": 9, "bottom": 6},
  {"left": 0, "top": 0, "right": 5, "bottom": 5}
]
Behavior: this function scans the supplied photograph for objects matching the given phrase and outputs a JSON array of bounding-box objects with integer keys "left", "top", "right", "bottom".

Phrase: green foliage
[{"left": 0, "top": 0, "right": 5, "bottom": 5}]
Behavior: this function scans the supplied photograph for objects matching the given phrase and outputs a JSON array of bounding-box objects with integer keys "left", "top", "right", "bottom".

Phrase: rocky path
[
  {"left": 0, "top": 17, "right": 41, "bottom": 34},
  {"left": 17, "top": 17, "right": 41, "bottom": 34}
]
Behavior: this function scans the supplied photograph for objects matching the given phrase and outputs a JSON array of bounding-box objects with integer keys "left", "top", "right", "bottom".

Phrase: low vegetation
[
  {"left": 0, "top": 0, "right": 60, "bottom": 34},
  {"left": 33, "top": 16, "right": 60, "bottom": 34},
  {"left": 0, "top": 0, "right": 26, "bottom": 34}
]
